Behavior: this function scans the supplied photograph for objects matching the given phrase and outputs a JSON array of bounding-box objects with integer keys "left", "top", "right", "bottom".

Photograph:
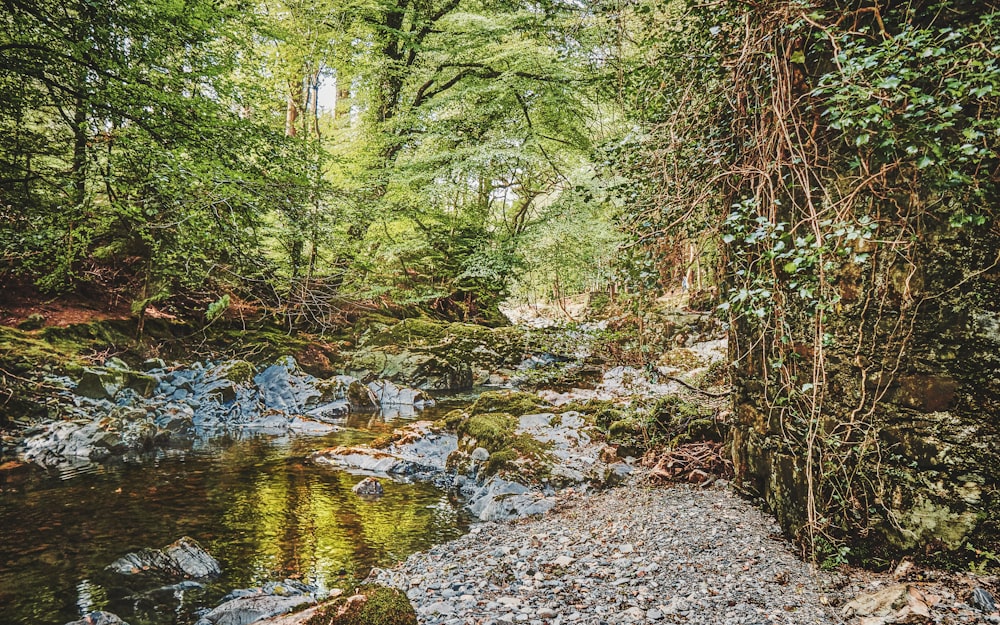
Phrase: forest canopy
[{"left": 0, "top": 0, "right": 623, "bottom": 324}]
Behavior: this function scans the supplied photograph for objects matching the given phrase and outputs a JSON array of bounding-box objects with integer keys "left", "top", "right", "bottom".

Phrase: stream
[{"left": 0, "top": 404, "right": 472, "bottom": 625}]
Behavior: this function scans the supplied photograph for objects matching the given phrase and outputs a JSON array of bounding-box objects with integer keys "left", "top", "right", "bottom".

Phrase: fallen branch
[{"left": 662, "top": 375, "right": 731, "bottom": 398}]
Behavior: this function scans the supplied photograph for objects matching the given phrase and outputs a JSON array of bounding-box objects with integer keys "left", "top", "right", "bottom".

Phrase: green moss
[
  {"left": 469, "top": 390, "right": 547, "bottom": 417},
  {"left": 305, "top": 585, "right": 416, "bottom": 625},
  {"left": 216, "top": 360, "right": 256, "bottom": 384},
  {"left": 0, "top": 325, "right": 89, "bottom": 374},
  {"left": 437, "top": 409, "right": 467, "bottom": 430},
  {"left": 358, "top": 318, "right": 525, "bottom": 367},
  {"left": 608, "top": 419, "right": 640, "bottom": 439},
  {"left": 485, "top": 449, "right": 519, "bottom": 476},
  {"left": 458, "top": 412, "right": 516, "bottom": 452}
]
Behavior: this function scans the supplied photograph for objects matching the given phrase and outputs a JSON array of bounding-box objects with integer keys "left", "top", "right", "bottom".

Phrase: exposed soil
[{"left": 0, "top": 279, "right": 131, "bottom": 328}]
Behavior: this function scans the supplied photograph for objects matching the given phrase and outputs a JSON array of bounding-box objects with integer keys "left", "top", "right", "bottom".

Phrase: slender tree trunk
[
  {"left": 285, "top": 79, "right": 301, "bottom": 137},
  {"left": 72, "top": 92, "right": 87, "bottom": 205}
]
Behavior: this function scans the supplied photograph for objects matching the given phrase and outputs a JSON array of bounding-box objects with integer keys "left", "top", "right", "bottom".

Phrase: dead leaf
[{"left": 907, "top": 586, "right": 930, "bottom": 618}]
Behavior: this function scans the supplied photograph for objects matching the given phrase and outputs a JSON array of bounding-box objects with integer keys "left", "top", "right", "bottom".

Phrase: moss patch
[
  {"left": 440, "top": 398, "right": 557, "bottom": 481},
  {"left": 305, "top": 585, "right": 416, "bottom": 625},
  {"left": 469, "top": 390, "right": 548, "bottom": 417},
  {"left": 458, "top": 412, "right": 517, "bottom": 452}
]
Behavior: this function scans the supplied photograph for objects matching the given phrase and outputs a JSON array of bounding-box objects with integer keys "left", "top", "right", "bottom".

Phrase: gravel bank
[{"left": 372, "top": 482, "right": 840, "bottom": 625}]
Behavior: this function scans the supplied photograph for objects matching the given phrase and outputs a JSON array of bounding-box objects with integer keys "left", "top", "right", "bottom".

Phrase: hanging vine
[{"left": 614, "top": 0, "right": 1000, "bottom": 563}]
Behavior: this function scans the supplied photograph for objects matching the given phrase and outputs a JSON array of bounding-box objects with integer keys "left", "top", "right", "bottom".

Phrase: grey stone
[
  {"left": 194, "top": 594, "right": 315, "bottom": 625},
  {"left": 972, "top": 588, "right": 997, "bottom": 613}
]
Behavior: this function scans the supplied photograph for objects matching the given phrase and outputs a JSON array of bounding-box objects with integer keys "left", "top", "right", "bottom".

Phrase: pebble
[{"left": 371, "top": 483, "right": 841, "bottom": 625}]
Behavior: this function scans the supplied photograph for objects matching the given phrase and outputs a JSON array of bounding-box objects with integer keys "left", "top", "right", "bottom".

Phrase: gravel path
[{"left": 372, "top": 482, "right": 841, "bottom": 625}]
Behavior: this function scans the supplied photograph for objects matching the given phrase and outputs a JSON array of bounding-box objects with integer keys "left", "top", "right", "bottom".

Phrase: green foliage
[
  {"left": 206, "top": 295, "right": 232, "bottom": 322},
  {"left": 811, "top": 12, "right": 1000, "bottom": 220}
]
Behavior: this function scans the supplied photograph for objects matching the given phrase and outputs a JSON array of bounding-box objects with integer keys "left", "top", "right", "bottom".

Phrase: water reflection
[{"left": 0, "top": 413, "right": 469, "bottom": 625}]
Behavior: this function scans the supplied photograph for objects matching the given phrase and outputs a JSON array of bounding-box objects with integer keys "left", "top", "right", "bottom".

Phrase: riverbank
[{"left": 369, "top": 479, "right": 1000, "bottom": 625}]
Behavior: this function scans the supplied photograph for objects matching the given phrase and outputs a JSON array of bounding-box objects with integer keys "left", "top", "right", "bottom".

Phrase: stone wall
[{"left": 731, "top": 222, "right": 1000, "bottom": 562}]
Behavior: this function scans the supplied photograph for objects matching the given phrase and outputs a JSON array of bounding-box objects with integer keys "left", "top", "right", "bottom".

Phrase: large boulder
[
  {"left": 347, "top": 348, "right": 472, "bottom": 391},
  {"left": 108, "top": 536, "right": 220, "bottom": 580}
]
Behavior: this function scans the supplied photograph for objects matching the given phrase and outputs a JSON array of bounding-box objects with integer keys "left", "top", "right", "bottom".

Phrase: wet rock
[
  {"left": 311, "top": 421, "right": 457, "bottom": 479},
  {"left": 345, "top": 379, "right": 378, "bottom": 410},
  {"left": 367, "top": 380, "right": 433, "bottom": 407},
  {"left": 17, "top": 355, "right": 433, "bottom": 471},
  {"left": 64, "top": 611, "right": 130, "bottom": 625},
  {"left": 352, "top": 477, "right": 384, "bottom": 496},
  {"left": 165, "top": 536, "right": 223, "bottom": 578},
  {"left": 255, "top": 357, "right": 320, "bottom": 413},
  {"left": 109, "top": 536, "right": 220, "bottom": 580}
]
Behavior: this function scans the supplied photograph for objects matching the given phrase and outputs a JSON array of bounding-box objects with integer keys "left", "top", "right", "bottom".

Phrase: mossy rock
[
  {"left": 485, "top": 449, "right": 519, "bottom": 476},
  {"left": 675, "top": 417, "right": 726, "bottom": 444},
  {"left": 305, "top": 585, "right": 415, "bottom": 625},
  {"left": 0, "top": 326, "right": 86, "bottom": 374},
  {"left": 359, "top": 318, "right": 526, "bottom": 367},
  {"left": 469, "top": 390, "right": 548, "bottom": 417},
  {"left": 124, "top": 371, "right": 158, "bottom": 397},
  {"left": 457, "top": 412, "right": 516, "bottom": 452},
  {"left": 437, "top": 409, "right": 467, "bottom": 430},
  {"left": 216, "top": 360, "right": 256, "bottom": 384},
  {"left": 608, "top": 419, "right": 640, "bottom": 439},
  {"left": 17, "top": 313, "right": 46, "bottom": 331}
]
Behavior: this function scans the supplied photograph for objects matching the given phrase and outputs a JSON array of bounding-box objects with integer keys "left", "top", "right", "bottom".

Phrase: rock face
[
  {"left": 16, "top": 357, "right": 432, "bottom": 470},
  {"left": 731, "top": 221, "right": 1000, "bottom": 559}
]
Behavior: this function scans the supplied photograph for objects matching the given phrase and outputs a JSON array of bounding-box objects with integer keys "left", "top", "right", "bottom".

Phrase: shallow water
[{"left": 0, "top": 408, "right": 470, "bottom": 625}]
